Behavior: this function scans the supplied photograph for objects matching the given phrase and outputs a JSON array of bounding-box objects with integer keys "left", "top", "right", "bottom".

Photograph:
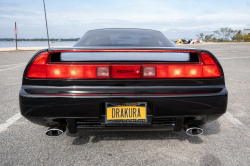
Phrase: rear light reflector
[
  {"left": 27, "top": 51, "right": 221, "bottom": 79},
  {"left": 97, "top": 67, "right": 109, "bottom": 77},
  {"left": 143, "top": 66, "right": 155, "bottom": 77}
]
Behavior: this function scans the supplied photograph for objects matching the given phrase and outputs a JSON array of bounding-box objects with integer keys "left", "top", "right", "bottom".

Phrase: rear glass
[{"left": 74, "top": 29, "right": 174, "bottom": 47}]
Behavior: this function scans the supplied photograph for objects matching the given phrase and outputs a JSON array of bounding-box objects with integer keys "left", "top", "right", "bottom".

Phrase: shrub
[{"left": 244, "top": 35, "right": 250, "bottom": 42}]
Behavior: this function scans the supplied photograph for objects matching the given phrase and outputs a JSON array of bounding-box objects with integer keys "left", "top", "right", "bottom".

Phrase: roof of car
[{"left": 87, "top": 28, "right": 161, "bottom": 32}]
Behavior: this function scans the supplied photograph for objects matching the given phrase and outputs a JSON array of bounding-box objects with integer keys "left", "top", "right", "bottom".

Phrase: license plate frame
[{"left": 105, "top": 102, "right": 147, "bottom": 123}]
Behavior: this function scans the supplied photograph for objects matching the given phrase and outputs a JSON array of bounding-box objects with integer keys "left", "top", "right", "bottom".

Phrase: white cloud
[{"left": 0, "top": 0, "right": 249, "bottom": 39}]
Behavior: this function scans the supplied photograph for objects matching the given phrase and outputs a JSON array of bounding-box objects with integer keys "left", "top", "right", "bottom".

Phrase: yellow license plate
[{"left": 106, "top": 102, "right": 147, "bottom": 122}]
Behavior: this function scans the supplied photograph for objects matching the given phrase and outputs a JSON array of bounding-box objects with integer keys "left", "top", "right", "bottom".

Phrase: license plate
[{"left": 106, "top": 102, "right": 147, "bottom": 123}]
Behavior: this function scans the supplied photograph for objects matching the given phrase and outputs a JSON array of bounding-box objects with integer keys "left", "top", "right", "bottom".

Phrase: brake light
[
  {"left": 26, "top": 51, "right": 221, "bottom": 79},
  {"left": 26, "top": 52, "right": 49, "bottom": 78},
  {"left": 168, "top": 65, "right": 185, "bottom": 77},
  {"left": 27, "top": 52, "right": 110, "bottom": 79},
  {"left": 184, "top": 66, "right": 203, "bottom": 77},
  {"left": 142, "top": 52, "right": 221, "bottom": 78},
  {"left": 201, "top": 53, "right": 216, "bottom": 65},
  {"left": 200, "top": 52, "right": 221, "bottom": 77}
]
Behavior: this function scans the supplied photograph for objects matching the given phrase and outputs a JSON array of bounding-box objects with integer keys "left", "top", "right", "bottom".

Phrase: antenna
[{"left": 43, "top": 0, "right": 50, "bottom": 48}]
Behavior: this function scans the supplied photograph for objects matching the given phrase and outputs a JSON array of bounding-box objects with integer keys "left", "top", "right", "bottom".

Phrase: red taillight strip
[
  {"left": 153, "top": 93, "right": 212, "bottom": 95},
  {"left": 26, "top": 51, "right": 221, "bottom": 79},
  {"left": 49, "top": 50, "right": 200, "bottom": 53},
  {"left": 32, "top": 93, "right": 213, "bottom": 96}
]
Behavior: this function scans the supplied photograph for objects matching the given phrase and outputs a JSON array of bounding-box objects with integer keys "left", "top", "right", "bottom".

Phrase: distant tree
[
  {"left": 204, "top": 34, "right": 214, "bottom": 42},
  {"left": 220, "top": 28, "right": 229, "bottom": 40},
  {"left": 212, "top": 37, "right": 217, "bottom": 42},
  {"left": 232, "top": 34, "right": 244, "bottom": 41},
  {"left": 213, "top": 28, "right": 237, "bottom": 41},
  {"left": 213, "top": 30, "right": 221, "bottom": 39},
  {"left": 225, "top": 28, "right": 234, "bottom": 40},
  {"left": 231, "top": 30, "right": 238, "bottom": 38},
  {"left": 217, "top": 38, "right": 223, "bottom": 42},
  {"left": 196, "top": 33, "right": 204, "bottom": 41}
]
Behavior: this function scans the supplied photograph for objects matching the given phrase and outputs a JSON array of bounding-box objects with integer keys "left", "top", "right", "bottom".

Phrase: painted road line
[
  {"left": 5, "top": 83, "right": 21, "bottom": 86},
  {"left": 0, "top": 63, "right": 26, "bottom": 67},
  {"left": 0, "top": 64, "right": 25, "bottom": 72},
  {"left": 224, "top": 112, "right": 250, "bottom": 137},
  {"left": 218, "top": 56, "right": 250, "bottom": 60},
  {"left": 225, "top": 112, "right": 245, "bottom": 126},
  {"left": 0, "top": 113, "right": 22, "bottom": 133}
]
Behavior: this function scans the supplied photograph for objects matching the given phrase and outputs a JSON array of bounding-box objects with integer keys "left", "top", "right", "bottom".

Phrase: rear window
[{"left": 74, "top": 29, "right": 174, "bottom": 47}]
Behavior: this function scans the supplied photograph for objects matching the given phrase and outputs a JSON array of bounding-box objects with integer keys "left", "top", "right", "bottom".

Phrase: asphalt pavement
[{"left": 0, "top": 43, "right": 250, "bottom": 166}]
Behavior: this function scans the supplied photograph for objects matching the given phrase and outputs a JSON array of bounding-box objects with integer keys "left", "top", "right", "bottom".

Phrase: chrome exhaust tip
[
  {"left": 184, "top": 124, "right": 203, "bottom": 136},
  {"left": 45, "top": 125, "right": 66, "bottom": 137}
]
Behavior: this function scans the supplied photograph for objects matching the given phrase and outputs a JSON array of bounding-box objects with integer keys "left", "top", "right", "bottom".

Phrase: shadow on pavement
[
  {"left": 200, "top": 154, "right": 222, "bottom": 166},
  {"left": 66, "top": 120, "right": 221, "bottom": 146},
  {"left": 68, "top": 130, "right": 204, "bottom": 145},
  {"left": 202, "top": 120, "right": 221, "bottom": 136}
]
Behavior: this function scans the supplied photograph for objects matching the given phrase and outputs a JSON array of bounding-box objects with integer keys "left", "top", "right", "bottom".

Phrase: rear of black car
[{"left": 19, "top": 29, "right": 228, "bottom": 136}]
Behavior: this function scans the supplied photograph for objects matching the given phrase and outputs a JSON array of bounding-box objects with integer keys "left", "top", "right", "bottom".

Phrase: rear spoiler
[{"left": 59, "top": 52, "right": 190, "bottom": 62}]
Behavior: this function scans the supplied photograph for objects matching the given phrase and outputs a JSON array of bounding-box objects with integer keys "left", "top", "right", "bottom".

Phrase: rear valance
[{"left": 60, "top": 52, "right": 190, "bottom": 62}]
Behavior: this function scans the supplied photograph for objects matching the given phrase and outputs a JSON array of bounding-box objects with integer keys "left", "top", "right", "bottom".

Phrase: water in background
[{"left": 0, "top": 41, "right": 77, "bottom": 47}]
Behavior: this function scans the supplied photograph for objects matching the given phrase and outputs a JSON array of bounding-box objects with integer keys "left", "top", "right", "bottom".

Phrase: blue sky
[{"left": 0, "top": 0, "right": 249, "bottom": 39}]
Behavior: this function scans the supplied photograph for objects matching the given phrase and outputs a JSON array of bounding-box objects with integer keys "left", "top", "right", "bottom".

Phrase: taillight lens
[
  {"left": 201, "top": 53, "right": 216, "bottom": 65},
  {"left": 27, "top": 52, "right": 110, "bottom": 79},
  {"left": 184, "top": 65, "right": 203, "bottom": 77},
  {"left": 27, "top": 52, "right": 49, "bottom": 78},
  {"left": 142, "top": 52, "right": 221, "bottom": 78},
  {"left": 200, "top": 52, "right": 221, "bottom": 77},
  {"left": 168, "top": 65, "right": 185, "bottom": 77},
  {"left": 27, "top": 51, "right": 221, "bottom": 79},
  {"left": 143, "top": 66, "right": 155, "bottom": 77},
  {"left": 97, "top": 67, "right": 109, "bottom": 77}
]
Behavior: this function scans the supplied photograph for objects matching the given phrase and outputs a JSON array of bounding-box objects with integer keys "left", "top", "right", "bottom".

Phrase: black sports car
[{"left": 19, "top": 28, "right": 228, "bottom": 137}]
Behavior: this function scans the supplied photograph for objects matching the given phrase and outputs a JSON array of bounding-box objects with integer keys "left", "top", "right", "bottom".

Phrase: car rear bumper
[{"left": 19, "top": 85, "right": 228, "bottom": 133}]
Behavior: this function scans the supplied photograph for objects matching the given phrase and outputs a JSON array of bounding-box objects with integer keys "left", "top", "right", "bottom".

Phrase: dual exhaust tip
[
  {"left": 184, "top": 124, "right": 203, "bottom": 136},
  {"left": 45, "top": 124, "right": 203, "bottom": 137},
  {"left": 45, "top": 125, "right": 66, "bottom": 137}
]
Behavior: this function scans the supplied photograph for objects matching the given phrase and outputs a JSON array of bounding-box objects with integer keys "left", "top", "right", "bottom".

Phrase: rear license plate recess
[{"left": 106, "top": 102, "right": 147, "bottom": 123}]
